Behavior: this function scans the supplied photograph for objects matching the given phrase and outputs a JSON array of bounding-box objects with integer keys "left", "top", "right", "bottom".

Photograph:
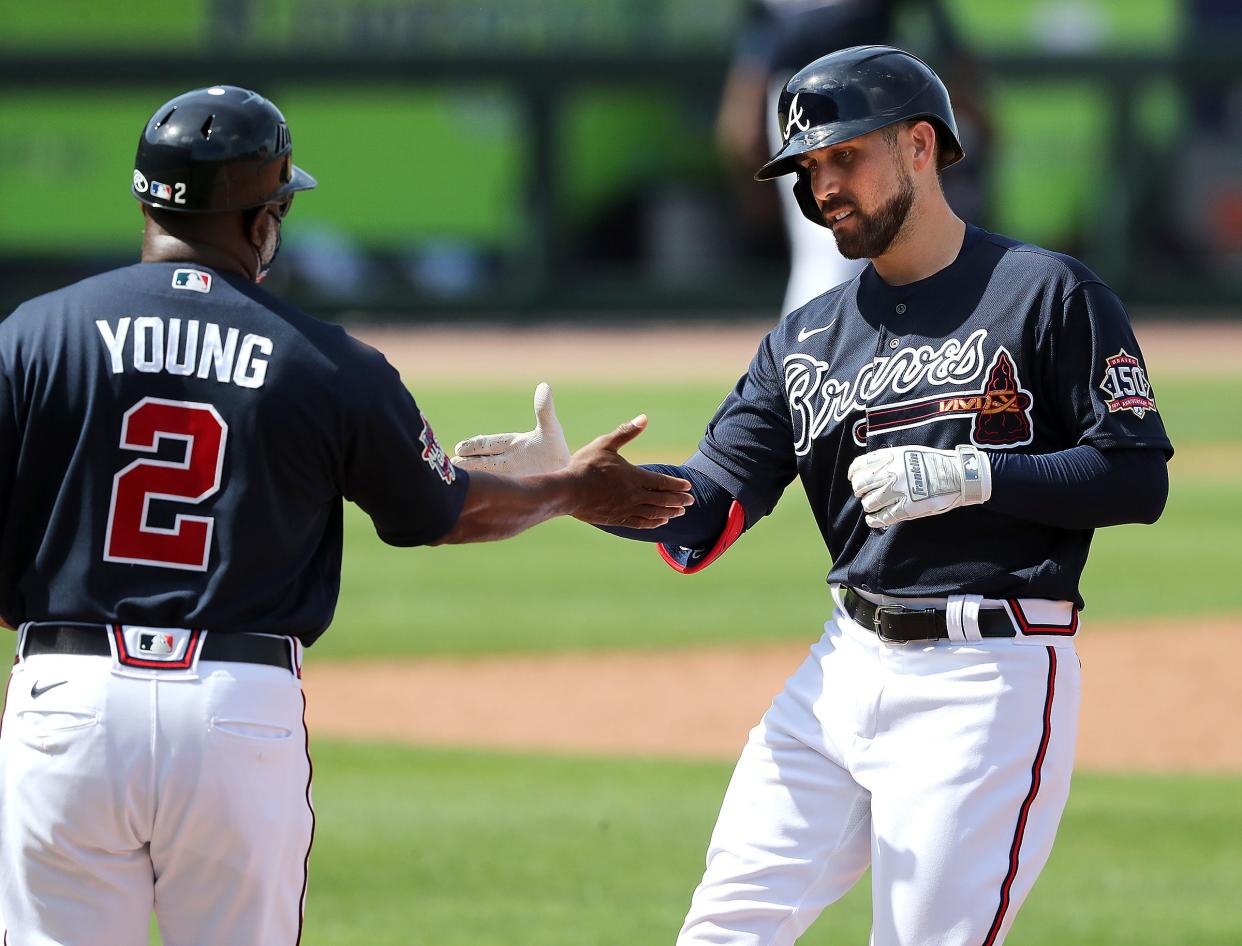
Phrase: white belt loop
[
  {"left": 15, "top": 621, "right": 31, "bottom": 664},
  {"left": 961, "top": 595, "right": 985, "bottom": 641},
  {"left": 946, "top": 597, "right": 967, "bottom": 641},
  {"left": 947, "top": 595, "right": 985, "bottom": 642},
  {"left": 290, "top": 637, "right": 304, "bottom": 678}
]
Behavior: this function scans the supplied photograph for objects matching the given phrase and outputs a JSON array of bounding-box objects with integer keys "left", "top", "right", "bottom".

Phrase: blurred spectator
[
  {"left": 1185, "top": 0, "right": 1242, "bottom": 134},
  {"left": 1167, "top": 0, "right": 1242, "bottom": 277},
  {"left": 716, "top": 0, "right": 993, "bottom": 316}
]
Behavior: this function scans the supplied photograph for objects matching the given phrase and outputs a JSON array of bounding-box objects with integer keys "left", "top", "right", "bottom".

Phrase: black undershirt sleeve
[
  {"left": 598, "top": 449, "right": 1168, "bottom": 541},
  {"left": 987, "top": 445, "right": 1168, "bottom": 530},
  {"left": 597, "top": 464, "right": 734, "bottom": 547}
]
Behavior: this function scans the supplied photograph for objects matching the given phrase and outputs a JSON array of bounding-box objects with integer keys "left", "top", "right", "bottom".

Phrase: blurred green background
[
  {"left": 0, "top": 0, "right": 1180, "bottom": 246},
  {"left": 3, "top": 0, "right": 1237, "bottom": 312}
]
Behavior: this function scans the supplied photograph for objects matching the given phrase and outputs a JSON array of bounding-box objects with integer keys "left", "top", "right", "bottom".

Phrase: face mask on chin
[
  {"left": 255, "top": 227, "right": 281, "bottom": 284},
  {"left": 253, "top": 200, "right": 290, "bottom": 284}
]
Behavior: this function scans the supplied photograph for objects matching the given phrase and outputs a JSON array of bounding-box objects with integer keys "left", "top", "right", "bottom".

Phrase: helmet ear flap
[{"left": 793, "top": 170, "right": 827, "bottom": 228}]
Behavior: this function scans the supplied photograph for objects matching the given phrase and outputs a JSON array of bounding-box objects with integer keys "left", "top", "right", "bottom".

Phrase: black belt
[
  {"left": 22, "top": 623, "right": 297, "bottom": 673},
  {"left": 841, "top": 589, "right": 1016, "bottom": 644}
]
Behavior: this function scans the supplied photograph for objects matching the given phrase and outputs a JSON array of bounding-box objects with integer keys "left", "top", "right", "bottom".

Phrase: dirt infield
[
  {"left": 304, "top": 617, "right": 1241, "bottom": 773},
  {"left": 353, "top": 320, "right": 1242, "bottom": 383}
]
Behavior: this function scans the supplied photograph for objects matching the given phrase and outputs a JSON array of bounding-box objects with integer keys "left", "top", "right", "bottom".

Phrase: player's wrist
[
  {"left": 955, "top": 445, "right": 992, "bottom": 505},
  {"left": 525, "top": 468, "right": 581, "bottom": 519}
]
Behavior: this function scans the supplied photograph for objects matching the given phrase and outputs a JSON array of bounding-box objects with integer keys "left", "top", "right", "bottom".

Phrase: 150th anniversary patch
[
  {"left": 419, "top": 412, "right": 457, "bottom": 484},
  {"left": 1099, "top": 349, "right": 1156, "bottom": 418}
]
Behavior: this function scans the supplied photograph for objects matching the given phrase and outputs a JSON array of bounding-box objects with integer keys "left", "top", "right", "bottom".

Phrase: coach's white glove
[
  {"left": 847, "top": 445, "right": 992, "bottom": 529},
  {"left": 451, "top": 382, "right": 572, "bottom": 476}
]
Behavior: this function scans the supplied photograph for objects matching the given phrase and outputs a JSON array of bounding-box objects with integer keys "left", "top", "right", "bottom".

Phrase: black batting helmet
[
  {"left": 132, "top": 85, "right": 317, "bottom": 213},
  {"left": 756, "top": 46, "right": 964, "bottom": 228}
]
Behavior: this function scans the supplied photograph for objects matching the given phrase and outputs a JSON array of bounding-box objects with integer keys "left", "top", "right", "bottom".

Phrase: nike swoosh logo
[
  {"left": 30, "top": 680, "right": 68, "bottom": 699},
  {"left": 797, "top": 319, "right": 838, "bottom": 343}
]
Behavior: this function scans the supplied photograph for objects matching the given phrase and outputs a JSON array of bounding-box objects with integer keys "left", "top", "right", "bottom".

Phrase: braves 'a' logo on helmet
[{"left": 783, "top": 93, "right": 811, "bottom": 141}]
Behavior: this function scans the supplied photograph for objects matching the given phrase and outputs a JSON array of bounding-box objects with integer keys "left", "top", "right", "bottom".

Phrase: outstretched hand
[
  {"left": 452, "top": 382, "right": 571, "bottom": 476},
  {"left": 566, "top": 414, "right": 694, "bottom": 529}
]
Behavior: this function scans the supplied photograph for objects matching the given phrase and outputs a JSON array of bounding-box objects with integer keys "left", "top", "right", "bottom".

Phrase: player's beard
[{"left": 827, "top": 170, "right": 916, "bottom": 260}]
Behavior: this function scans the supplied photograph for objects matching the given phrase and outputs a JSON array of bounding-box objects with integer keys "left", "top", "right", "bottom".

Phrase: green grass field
[
  {"left": 301, "top": 374, "right": 1241, "bottom": 659},
  {"left": 3, "top": 372, "right": 1227, "bottom": 668},
  {"left": 292, "top": 744, "right": 1242, "bottom": 946},
  {"left": 298, "top": 369, "right": 1242, "bottom": 943},
  {"left": 4, "top": 366, "right": 1237, "bottom": 945},
  {"left": 1, "top": 373, "right": 1235, "bottom": 660}
]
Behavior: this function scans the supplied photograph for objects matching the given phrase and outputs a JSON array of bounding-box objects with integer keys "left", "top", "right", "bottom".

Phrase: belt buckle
[
  {"left": 872, "top": 604, "right": 911, "bottom": 645},
  {"left": 872, "top": 605, "right": 943, "bottom": 645}
]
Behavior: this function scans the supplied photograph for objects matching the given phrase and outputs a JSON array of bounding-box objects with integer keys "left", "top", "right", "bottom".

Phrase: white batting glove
[
  {"left": 451, "top": 382, "right": 572, "bottom": 476},
  {"left": 847, "top": 445, "right": 992, "bottom": 529}
]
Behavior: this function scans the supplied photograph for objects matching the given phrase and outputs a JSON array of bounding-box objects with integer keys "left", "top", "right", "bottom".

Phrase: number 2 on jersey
[{"left": 104, "top": 397, "right": 228, "bottom": 571}]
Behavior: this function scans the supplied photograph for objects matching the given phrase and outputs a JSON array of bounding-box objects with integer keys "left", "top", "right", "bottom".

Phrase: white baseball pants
[
  {"left": 678, "top": 604, "right": 1081, "bottom": 946},
  {"left": 0, "top": 651, "right": 314, "bottom": 946}
]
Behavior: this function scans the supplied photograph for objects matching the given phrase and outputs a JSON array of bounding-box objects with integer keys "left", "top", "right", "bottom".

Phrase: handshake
[{"left": 452, "top": 383, "right": 994, "bottom": 534}]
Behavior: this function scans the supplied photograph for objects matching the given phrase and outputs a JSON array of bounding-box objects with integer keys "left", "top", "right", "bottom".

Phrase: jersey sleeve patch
[
  {"left": 1098, "top": 349, "right": 1157, "bottom": 419},
  {"left": 418, "top": 412, "right": 457, "bottom": 484},
  {"left": 658, "top": 499, "right": 746, "bottom": 575}
]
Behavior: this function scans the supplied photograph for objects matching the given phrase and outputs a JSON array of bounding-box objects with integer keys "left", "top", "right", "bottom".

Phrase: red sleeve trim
[{"left": 657, "top": 500, "right": 746, "bottom": 575}]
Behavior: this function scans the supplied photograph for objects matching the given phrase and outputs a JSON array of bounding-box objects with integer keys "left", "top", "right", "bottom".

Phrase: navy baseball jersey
[
  {"left": 687, "top": 225, "right": 1172, "bottom": 606},
  {"left": 0, "top": 263, "right": 467, "bottom": 643}
]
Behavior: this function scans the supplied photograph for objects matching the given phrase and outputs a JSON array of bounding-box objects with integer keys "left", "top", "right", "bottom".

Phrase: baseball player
[
  {"left": 715, "top": 0, "right": 988, "bottom": 316},
  {"left": 0, "top": 85, "right": 692, "bottom": 945},
  {"left": 454, "top": 47, "right": 1172, "bottom": 945}
]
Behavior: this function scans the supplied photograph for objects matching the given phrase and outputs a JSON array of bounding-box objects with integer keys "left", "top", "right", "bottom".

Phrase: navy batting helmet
[
  {"left": 132, "top": 85, "right": 317, "bottom": 213},
  {"left": 756, "top": 46, "right": 964, "bottom": 228}
]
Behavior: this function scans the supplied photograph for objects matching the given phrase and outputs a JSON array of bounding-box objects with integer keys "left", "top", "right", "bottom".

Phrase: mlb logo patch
[
  {"left": 172, "top": 268, "right": 212, "bottom": 293},
  {"left": 117, "top": 625, "right": 200, "bottom": 669},
  {"left": 138, "top": 633, "right": 175, "bottom": 655},
  {"left": 150, "top": 181, "right": 173, "bottom": 200}
]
